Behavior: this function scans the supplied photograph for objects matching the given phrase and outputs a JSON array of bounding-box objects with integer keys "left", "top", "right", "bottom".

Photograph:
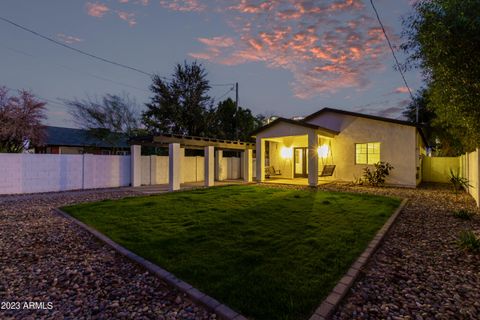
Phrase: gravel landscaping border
[
  {"left": 53, "top": 208, "right": 247, "bottom": 320},
  {"left": 309, "top": 198, "right": 408, "bottom": 320}
]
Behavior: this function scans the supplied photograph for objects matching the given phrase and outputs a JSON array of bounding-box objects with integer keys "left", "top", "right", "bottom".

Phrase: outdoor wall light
[
  {"left": 317, "top": 144, "right": 329, "bottom": 158},
  {"left": 280, "top": 147, "right": 293, "bottom": 158}
]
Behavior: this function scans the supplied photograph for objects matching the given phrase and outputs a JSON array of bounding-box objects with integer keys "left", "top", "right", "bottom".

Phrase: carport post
[
  {"left": 215, "top": 150, "right": 224, "bottom": 181},
  {"left": 130, "top": 145, "right": 141, "bottom": 187},
  {"left": 255, "top": 137, "right": 265, "bottom": 182},
  {"left": 169, "top": 143, "right": 182, "bottom": 191},
  {"left": 244, "top": 148, "right": 253, "bottom": 182},
  {"left": 308, "top": 131, "right": 319, "bottom": 187},
  {"left": 205, "top": 146, "right": 215, "bottom": 187}
]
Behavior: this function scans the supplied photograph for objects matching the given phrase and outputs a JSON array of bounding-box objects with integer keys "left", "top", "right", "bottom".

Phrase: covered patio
[
  {"left": 252, "top": 118, "right": 339, "bottom": 187},
  {"left": 129, "top": 134, "right": 255, "bottom": 191}
]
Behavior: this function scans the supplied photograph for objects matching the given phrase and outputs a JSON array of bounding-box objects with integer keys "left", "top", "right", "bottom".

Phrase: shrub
[
  {"left": 452, "top": 209, "right": 475, "bottom": 220},
  {"left": 457, "top": 230, "right": 480, "bottom": 253},
  {"left": 449, "top": 169, "right": 471, "bottom": 194},
  {"left": 362, "top": 162, "right": 394, "bottom": 187}
]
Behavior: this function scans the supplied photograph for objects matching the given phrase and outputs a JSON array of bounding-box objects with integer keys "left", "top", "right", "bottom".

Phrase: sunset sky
[{"left": 0, "top": 0, "right": 422, "bottom": 127}]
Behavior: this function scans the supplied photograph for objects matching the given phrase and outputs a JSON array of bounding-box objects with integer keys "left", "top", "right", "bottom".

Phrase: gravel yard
[
  {"left": 321, "top": 183, "right": 480, "bottom": 319},
  {"left": 1, "top": 183, "right": 479, "bottom": 320},
  {"left": 0, "top": 189, "right": 214, "bottom": 320}
]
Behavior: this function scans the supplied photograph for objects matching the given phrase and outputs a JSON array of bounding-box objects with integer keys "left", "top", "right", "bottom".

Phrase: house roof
[
  {"left": 250, "top": 117, "right": 339, "bottom": 137},
  {"left": 303, "top": 107, "right": 429, "bottom": 146},
  {"left": 41, "top": 126, "right": 129, "bottom": 148},
  {"left": 251, "top": 108, "right": 428, "bottom": 146},
  {"left": 304, "top": 107, "right": 420, "bottom": 127}
]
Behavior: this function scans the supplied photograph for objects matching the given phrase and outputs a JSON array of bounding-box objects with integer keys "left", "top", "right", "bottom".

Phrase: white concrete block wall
[
  {"left": 467, "top": 150, "right": 480, "bottom": 206},
  {"left": 196, "top": 156, "right": 204, "bottom": 181},
  {"left": 0, "top": 152, "right": 249, "bottom": 194},
  {"left": 0, "top": 153, "right": 130, "bottom": 194},
  {"left": 141, "top": 156, "right": 151, "bottom": 185},
  {"left": 136, "top": 155, "right": 245, "bottom": 185},
  {"left": 156, "top": 156, "right": 169, "bottom": 184},
  {"left": 73, "top": 155, "right": 130, "bottom": 189}
]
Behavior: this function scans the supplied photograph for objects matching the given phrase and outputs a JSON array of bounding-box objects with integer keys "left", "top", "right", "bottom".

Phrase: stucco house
[{"left": 252, "top": 108, "right": 427, "bottom": 187}]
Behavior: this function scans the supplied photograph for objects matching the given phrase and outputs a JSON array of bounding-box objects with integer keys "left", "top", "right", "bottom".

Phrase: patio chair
[
  {"left": 265, "top": 166, "right": 281, "bottom": 178},
  {"left": 319, "top": 165, "right": 336, "bottom": 177}
]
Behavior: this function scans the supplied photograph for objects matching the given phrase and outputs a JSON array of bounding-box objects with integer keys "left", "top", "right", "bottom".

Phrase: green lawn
[{"left": 62, "top": 185, "right": 400, "bottom": 320}]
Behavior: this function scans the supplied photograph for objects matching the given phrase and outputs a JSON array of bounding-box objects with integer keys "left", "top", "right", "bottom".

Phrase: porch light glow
[
  {"left": 318, "top": 144, "right": 329, "bottom": 158},
  {"left": 280, "top": 147, "right": 293, "bottom": 158}
]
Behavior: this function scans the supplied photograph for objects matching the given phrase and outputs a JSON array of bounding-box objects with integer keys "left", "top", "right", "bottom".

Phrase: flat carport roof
[{"left": 130, "top": 134, "right": 255, "bottom": 150}]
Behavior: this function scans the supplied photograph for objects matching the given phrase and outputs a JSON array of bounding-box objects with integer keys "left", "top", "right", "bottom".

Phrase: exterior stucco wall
[
  {"left": 268, "top": 141, "right": 294, "bottom": 178},
  {"left": 256, "top": 122, "right": 314, "bottom": 180},
  {"left": 307, "top": 112, "right": 418, "bottom": 187}
]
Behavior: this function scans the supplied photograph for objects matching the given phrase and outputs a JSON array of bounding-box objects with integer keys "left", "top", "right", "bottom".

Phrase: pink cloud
[
  {"left": 57, "top": 33, "right": 84, "bottom": 44},
  {"left": 393, "top": 86, "right": 410, "bottom": 94},
  {"left": 118, "top": 0, "right": 129, "bottom": 3},
  {"left": 160, "top": 0, "right": 205, "bottom": 12},
  {"left": 86, "top": 2, "right": 110, "bottom": 17},
  {"left": 197, "top": 36, "right": 235, "bottom": 48},
  {"left": 117, "top": 11, "right": 137, "bottom": 26},
  {"left": 190, "top": 0, "right": 394, "bottom": 98}
]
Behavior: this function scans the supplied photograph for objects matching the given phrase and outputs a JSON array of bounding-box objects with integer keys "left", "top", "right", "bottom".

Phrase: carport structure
[{"left": 130, "top": 134, "right": 255, "bottom": 191}]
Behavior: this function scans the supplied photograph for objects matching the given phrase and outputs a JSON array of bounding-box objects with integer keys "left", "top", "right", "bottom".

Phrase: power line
[
  {"left": 0, "top": 16, "right": 237, "bottom": 93},
  {"left": 215, "top": 86, "right": 234, "bottom": 101},
  {"left": 0, "top": 16, "right": 155, "bottom": 78},
  {"left": 211, "top": 83, "right": 235, "bottom": 87},
  {"left": 369, "top": 0, "right": 417, "bottom": 122},
  {"left": 1, "top": 46, "right": 150, "bottom": 94}
]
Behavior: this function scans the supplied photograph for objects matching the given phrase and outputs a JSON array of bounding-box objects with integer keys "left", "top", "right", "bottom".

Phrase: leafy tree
[
  {"left": 0, "top": 86, "right": 46, "bottom": 153},
  {"left": 212, "top": 98, "right": 263, "bottom": 141},
  {"left": 401, "top": 0, "right": 480, "bottom": 152},
  {"left": 235, "top": 107, "right": 263, "bottom": 141},
  {"left": 66, "top": 93, "right": 139, "bottom": 151},
  {"left": 403, "top": 88, "right": 463, "bottom": 156},
  {"left": 143, "top": 61, "right": 214, "bottom": 136}
]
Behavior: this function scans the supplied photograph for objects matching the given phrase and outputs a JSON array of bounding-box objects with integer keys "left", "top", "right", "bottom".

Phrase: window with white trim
[{"left": 355, "top": 142, "right": 380, "bottom": 164}]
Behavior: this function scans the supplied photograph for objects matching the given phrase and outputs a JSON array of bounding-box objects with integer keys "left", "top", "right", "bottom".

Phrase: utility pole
[
  {"left": 234, "top": 82, "right": 239, "bottom": 141},
  {"left": 235, "top": 82, "right": 239, "bottom": 109},
  {"left": 416, "top": 105, "right": 419, "bottom": 124}
]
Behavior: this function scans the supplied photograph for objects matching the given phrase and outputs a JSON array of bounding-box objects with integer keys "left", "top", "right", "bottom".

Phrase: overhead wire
[
  {"left": 1, "top": 46, "right": 150, "bottom": 94},
  {"left": 0, "top": 16, "right": 235, "bottom": 87},
  {"left": 369, "top": 0, "right": 415, "bottom": 102}
]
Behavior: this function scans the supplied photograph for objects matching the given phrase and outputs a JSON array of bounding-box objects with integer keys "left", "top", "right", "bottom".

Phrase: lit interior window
[{"left": 355, "top": 142, "right": 380, "bottom": 164}]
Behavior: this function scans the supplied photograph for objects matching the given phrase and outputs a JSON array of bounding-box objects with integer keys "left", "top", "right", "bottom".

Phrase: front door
[{"left": 294, "top": 147, "right": 308, "bottom": 178}]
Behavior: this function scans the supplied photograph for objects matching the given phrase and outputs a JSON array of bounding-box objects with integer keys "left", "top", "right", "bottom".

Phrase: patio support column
[
  {"left": 215, "top": 150, "right": 223, "bottom": 181},
  {"left": 308, "top": 131, "right": 319, "bottom": 187},
  {"left": 243, "top": 149, "right": 253, "bottom": 182},
  {"left": 256, "top": 137, "right": 265, "bottom": 182},
  {"left": 204, "top": 146, "right": 215, "bottom": 187},
  {"left": 130, "top": 144, "right": 141, "bottom": 187},
  {"left": 169, "top": 143, "right": 182, "bottom": 191}
]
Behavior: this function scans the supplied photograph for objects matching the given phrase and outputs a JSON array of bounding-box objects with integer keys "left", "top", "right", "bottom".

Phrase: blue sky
[{"left": 0, "top": 0, "right": 422, "bottom": 127}]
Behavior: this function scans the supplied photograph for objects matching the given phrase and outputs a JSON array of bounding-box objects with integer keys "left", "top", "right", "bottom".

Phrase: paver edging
[
  {"left": 309, "top": 198, "right": 409, "bottom": 320},
  {"left": 53, "top": 208, "right": 247, "bottom": 320}
]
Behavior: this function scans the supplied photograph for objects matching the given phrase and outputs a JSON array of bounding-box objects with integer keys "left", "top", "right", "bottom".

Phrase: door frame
[{"left": 293, "top": 147, "right": 308, "bottom": 178}]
